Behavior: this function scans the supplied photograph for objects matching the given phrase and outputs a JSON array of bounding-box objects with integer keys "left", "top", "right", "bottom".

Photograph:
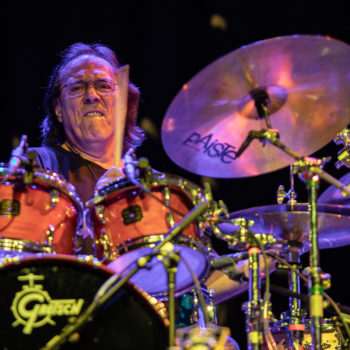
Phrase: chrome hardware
[
  {"left": 44, "top": 225, "right": 55, "bottom": 251},
  {"left": 48, "top": 189, "right": 59, "bottom": 210}
]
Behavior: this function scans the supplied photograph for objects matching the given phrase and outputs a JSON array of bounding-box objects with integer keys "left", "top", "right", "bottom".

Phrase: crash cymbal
[
  {"left": 161, "top": 35, "right": 350, "bottom": 178},
  {"left": 217, "top": 203, "right": 350, "bottom": 250}
]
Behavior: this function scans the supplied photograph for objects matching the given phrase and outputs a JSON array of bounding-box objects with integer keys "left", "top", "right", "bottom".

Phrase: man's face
[{"left": 55, "top": 54, "right": 117, "bottom": 149}]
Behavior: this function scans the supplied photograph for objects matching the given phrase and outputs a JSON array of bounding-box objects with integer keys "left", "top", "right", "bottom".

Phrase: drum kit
[{"left": 1, "top": 33, "right": 350, "bottom": 349}]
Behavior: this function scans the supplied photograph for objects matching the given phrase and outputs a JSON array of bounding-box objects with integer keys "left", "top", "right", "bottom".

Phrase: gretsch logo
[
  {"left": 183, "top": 132, "right": 237, "bottom": 164},
  {"left": 11, "top": 273, "right": 84, "bottom": 335}
]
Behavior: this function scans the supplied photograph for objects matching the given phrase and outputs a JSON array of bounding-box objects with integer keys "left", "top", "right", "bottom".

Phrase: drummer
[
  {"left": 31, "top": 42, "right": 144, "bottom": 204},
  {"left": 29, "top": 42, "right": 273, "bottom": 304}
]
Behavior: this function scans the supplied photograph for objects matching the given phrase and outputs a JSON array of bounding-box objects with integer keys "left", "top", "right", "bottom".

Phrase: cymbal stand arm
[
  {"left": 235, "top": 129, "right": 303, "bottom": 161},
  {"left": 237, "top": 130, "right": 350, "bottom": 198}
]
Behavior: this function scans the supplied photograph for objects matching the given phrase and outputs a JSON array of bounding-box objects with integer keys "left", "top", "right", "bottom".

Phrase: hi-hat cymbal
[
  {"left": 161, "top": 35, "right": 350, "bottom": 178},
  {"left": 217, "top": 203, "right": 350, "bottom": 250}
]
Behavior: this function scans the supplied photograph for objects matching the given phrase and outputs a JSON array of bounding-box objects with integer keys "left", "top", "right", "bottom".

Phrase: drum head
[
  {"left": 0, "top": 255, "right": 168, "bottom": 349},
  {"left": 107, "top": 241, "right": 210, "bottom": 299}
]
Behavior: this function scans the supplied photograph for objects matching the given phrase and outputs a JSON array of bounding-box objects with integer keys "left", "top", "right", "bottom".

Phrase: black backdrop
[{"left": 3, "top": 1, "right": 350, "bottom": 347}]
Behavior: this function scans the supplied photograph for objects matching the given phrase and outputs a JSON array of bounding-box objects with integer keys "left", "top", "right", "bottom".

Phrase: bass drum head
[{"left": 0, "top": 254, "right": 168, "bottom": 350}]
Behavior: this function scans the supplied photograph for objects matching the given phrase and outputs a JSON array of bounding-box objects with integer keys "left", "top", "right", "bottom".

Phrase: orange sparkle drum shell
[
  {"left": 0, "top": 166, "right": 83, "bottom": 255},
  {"left": 87, "top": 174, "right": 210, "bottom": 299},
  {"left": 91, "top": 184, "right": 199, "bottom": 258}
]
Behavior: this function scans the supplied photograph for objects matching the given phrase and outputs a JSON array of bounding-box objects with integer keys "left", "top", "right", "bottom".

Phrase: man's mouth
[{"left": 84, "top": 111, "right": 105, "bottom": 117}]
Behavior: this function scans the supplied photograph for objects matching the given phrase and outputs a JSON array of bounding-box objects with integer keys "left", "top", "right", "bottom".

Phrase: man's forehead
[{"left": 61, "top": 54, "right": 115, "bottom": 81}]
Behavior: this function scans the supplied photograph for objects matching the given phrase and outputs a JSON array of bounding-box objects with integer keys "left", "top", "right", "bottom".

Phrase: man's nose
[{"left": 83, "top": 85, "right": 100, "bottom": 103}]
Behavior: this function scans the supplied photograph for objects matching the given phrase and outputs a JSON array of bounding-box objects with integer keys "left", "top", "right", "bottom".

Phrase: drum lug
[
  {"left": 44, "top": 225, "right": 55, "bottom": 251},
  {"left": 95, "top": 204, "right": 106, "bottom": 224},
  {"left": 95, "top": 229, "right": 115, "bottom": 261},
  {"left": 163, "top": 186, "right": 175, "bottom": 228},
  {"left": 47, "top": 189, "right": 59, "bottom": 210}
]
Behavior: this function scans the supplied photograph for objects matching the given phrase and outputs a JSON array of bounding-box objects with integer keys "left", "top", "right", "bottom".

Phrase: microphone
[
  {"left": 211, "top": 252, "right": 249, "bottom": 282},
  {"left": 8, "top": 135, "right": 28, "bottom": 175},
  {"left": 211, "top": 252, "right": 249, "bottom": 269}
]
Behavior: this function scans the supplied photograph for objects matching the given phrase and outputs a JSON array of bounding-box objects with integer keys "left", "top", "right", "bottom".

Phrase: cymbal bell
[
  {"left": 161, "top": 35, "right": 350, "bottom": 178},
  {"left": 217, "top": 203, "right": 350, "bottom": 251}
]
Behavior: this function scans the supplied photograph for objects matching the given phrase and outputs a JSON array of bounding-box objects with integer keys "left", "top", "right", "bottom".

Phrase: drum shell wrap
[
  {"left": 87, "top": 175, "right": 210, "bottom": 299},
  {"left": 0, "top": 168, "right": 83, "bottom": 255},
  {"left": 89, "top": 179, "right": 202, "bottom": 261}
]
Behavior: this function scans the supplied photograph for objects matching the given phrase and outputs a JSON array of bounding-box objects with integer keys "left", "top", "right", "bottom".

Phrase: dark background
[{"left": 3, "top": 1, "right": 350, "bottom": 347}]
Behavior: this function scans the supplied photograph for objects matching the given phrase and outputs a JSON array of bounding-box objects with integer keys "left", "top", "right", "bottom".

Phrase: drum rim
[
  {"left": 0, "top": 237, "right": 53, "bottom": 254},
  {"left": 115, "top": 234, "right": 210, "bottom": 258},
  {"left": 229, "top": 203, "right": 350, "bottom": 217},
  {"left": 107, "top": 235, "right": 211, "bottom": 299},
  {"left": 86, "top": 172, "right": 204, "bottom": 207},
  {"left": 0, "top": 164, "right": 84, "bottom": 221}
]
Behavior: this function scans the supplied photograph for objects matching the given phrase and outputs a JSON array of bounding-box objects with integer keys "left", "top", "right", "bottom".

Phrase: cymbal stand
[
  {"left": 234, "top": 90, "right": 343, "bottom": 350},
  {"left": 276, "top": 165, "right": 306, "bottom": 349},
  {"left": 228, "top": 218, "right": 277, "bottom": 350},
  {"left": 161, "top": 244, "right": 181, "bottom": 347},
  {"left": 293, "top": 160, "right": 324, "bottom": 350},
  {"left": 242, "top": 246, "right": 263, "bottom": 350},
  {"left": 236, "top": 128, "right": 342, "bottom": 350},
  {"left": 277, "top": 246, "right": 306, "bottom": 350}
]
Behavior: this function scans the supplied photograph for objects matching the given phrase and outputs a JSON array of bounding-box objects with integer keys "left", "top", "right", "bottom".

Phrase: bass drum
[
  {"left": 0, "top": 254, "right": 168, "bottom": 350},
  {"left": 0, "top": 165, "right": 83, "bottom": 257}
]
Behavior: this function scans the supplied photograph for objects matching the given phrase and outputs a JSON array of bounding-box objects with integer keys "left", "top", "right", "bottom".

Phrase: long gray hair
[{"left": 41, "top": 42, "right": 144, "bottom": 154}]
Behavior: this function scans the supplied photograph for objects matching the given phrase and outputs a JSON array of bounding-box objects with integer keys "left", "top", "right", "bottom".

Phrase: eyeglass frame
[{"left": 62, "top": 78, "right": 117, "bottom": 98}]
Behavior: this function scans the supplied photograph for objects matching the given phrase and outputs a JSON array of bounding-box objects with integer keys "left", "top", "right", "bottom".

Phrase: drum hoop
[
  {"left": 0, "top": 237, "right": 53, "bottom": 254},
  {"left": 115, "top": 234, "right": 210, "bottom": 258},
  {"left": 0, "top": 165, "right": 83, "bottom": 222},
  {"left": 87, "top": 172, "right": 204, "bottom": 207}
]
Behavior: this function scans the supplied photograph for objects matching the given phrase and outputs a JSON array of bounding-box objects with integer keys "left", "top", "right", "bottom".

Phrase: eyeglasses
[{"left": 63, "top": 79, "right": 116, "bottom": 98}]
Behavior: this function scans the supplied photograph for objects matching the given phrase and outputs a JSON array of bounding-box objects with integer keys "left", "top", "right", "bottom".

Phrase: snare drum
[
  {"left": 0, "top": 165, "right": 83, "bottom": 257},
  {"left": 86, "top": 173, "right": 210, "bottom": 299},
  {"left": 0, "top": 254, "right": 168, "bottom": 349}
]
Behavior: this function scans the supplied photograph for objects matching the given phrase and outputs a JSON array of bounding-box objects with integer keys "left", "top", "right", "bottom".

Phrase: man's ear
[{"left": 54, "top": 99, "right": 63, "bottom": 123}]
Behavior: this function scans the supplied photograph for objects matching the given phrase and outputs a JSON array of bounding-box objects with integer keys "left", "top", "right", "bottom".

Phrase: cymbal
[
  {"left": 217, "top": 203, "right": 350, "bottom": 250},
  {"left": 161, "top": 35, "right": 350, "bottom": 178},
  {"left": 318, "top": 171, "right": 350, "bottom": 205}
]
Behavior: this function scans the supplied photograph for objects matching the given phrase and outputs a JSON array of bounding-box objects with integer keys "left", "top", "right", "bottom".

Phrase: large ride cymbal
[
  {"left": 217, "top": 203, "right": 350, "bottom": 251},
  {"left": 161, "top": 35, "right": 350, "bottom": 178}
]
